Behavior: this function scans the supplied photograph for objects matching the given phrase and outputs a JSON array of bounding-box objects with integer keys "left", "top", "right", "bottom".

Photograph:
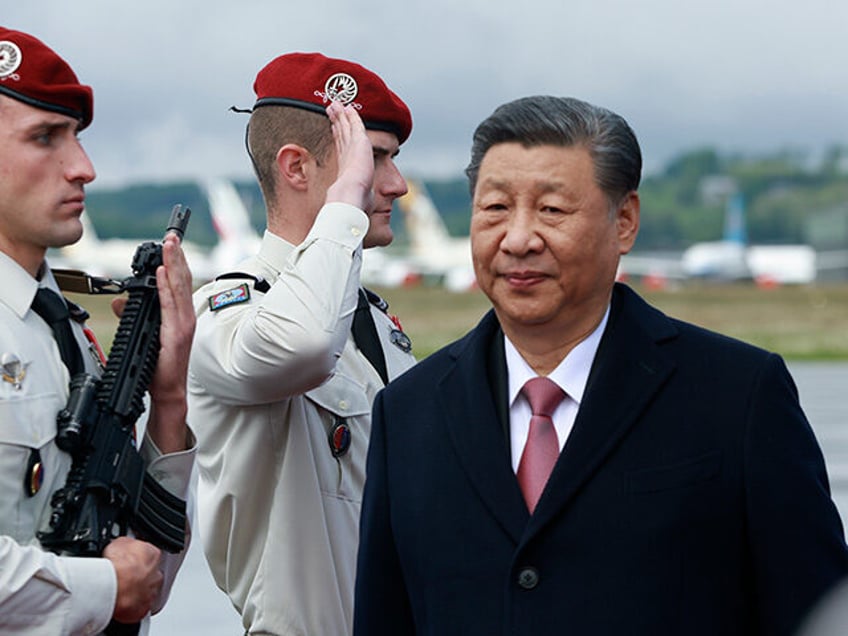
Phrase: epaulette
[
  {"left": 363, "top": 287, "right": 389, "bottom": 314},
  {"left": 65, "top": 298, "right": 90, "bottom": 324},
  {"left": 362, "top": 287, "right": 411, "bottom": 352},
  {"left": 215, "top": 272, "right": 271, "bottom": 293}
]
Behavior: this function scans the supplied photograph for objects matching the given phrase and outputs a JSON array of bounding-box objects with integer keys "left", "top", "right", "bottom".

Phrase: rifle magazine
[{"left": 134, "top": 472, "right": 187, "bottom": 553}]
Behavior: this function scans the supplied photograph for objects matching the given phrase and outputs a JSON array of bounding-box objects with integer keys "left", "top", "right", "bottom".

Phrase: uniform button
[
  {"left": 351, "top": 227, "right": 362, "bottom": 237},
  {"left": 338, "top": 399, "right": 349, "bottom": 411},
  {"left": 517, "top": 566, "right": 539, "bottom": 589}
]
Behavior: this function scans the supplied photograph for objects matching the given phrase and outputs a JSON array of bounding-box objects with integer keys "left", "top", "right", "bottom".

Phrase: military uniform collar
[
  {"left": 0, "top": 251, "right": 45, "bottom": 319},
  {"left": 257, "top": 229, "right": 296, "bottom": 276}
]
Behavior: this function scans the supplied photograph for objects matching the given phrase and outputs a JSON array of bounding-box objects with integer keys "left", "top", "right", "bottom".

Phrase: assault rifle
[{"left": 39, "top": 206, "right": 191, "bottom": 631}]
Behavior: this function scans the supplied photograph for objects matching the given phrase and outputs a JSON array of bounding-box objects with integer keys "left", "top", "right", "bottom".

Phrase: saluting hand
[{"left": 325, "top": 99, "right": 375, "bottom": 213}]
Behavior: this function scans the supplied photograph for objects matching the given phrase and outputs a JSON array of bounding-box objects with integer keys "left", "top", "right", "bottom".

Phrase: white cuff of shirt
[
  {"left": 63, "top": 555, "right": 116, "bottom": 635},
  {"left": 309, "top": 202, "right": 370, "bottom": 248},
  {"left": 140, "top": 428, "right": 197, "bottom": 501}
]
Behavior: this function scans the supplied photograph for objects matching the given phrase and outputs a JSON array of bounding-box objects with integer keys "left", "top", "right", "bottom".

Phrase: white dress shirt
[{"left": 506, "top": 306, "right": 610, "bottom": 472}]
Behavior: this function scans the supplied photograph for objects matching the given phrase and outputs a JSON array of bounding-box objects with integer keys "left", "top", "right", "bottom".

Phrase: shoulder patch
[{"left": 208, "top": 283, "right": 251, "bottom": 312}]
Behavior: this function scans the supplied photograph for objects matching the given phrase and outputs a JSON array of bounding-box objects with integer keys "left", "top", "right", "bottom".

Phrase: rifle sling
[{"left": 51, "top": 268, "right": 124, "bottom": 295}]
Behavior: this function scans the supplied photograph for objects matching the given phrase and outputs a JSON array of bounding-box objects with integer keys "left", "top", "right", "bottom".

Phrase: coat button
[{"left": 517, "top": 566, "right": 539, "bottom": 589}]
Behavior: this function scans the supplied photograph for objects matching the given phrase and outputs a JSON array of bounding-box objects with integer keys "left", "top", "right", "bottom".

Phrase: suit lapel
[
  {"left": 527, "top": 284, "right": 678, "bottom": 535},
  {"left": 438, "top": 311, "right": 530, "bottom": 543}
]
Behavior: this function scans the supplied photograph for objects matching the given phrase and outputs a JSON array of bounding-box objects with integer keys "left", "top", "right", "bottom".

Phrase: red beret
[
  {"left": 0, "top": 27, "right": 93, "bottom": 130},
  {"left": 253, "top": 52, "right": 412, "bottom": 144}
]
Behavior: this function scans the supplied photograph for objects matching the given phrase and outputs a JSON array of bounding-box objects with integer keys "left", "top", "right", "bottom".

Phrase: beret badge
[
  {"left": 322, "top": 73, "right": 358, "bottom": 106},
  {"left": 0, "top": 40, "right": 22, "bottom": 79}
]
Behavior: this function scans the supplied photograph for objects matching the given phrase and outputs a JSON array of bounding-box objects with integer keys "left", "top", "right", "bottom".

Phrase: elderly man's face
[{"left": 470, "top": 142, "right": 638, "bottom": 340}]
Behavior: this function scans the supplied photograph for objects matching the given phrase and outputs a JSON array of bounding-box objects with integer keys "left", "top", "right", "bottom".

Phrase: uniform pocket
[
  {"left": 305, "top": 372, "right": 371, "bottom": 418},
  {"left": 0, "top": 392, "right": 63, "bottom": 448}
]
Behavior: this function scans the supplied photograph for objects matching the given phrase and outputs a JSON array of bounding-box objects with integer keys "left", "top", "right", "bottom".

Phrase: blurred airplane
[
  {"left": 620, "top": 193, "right": 818, "bottom": 287},
  {"left": 360, "top": 246, "right": 422, "bottom": 288},
  {"left": 393, "top": 180, "right": 477, "bottom": 292},
  {"left": 52, "top": 178, "right": 264, "bottom": 285},
  {"left": 202, "top": 177, "right": 262, "bottom": 274},
  {"left": 52, "top": 211, "right": 217, "bottom": 282},
  {"left": 680, "top": 192, "right": 752, "bottom": 280}
]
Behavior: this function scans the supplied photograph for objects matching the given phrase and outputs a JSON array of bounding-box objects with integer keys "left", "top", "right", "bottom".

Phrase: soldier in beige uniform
[
  {"left": 188, "top": 53, "right": 415, "bottom": 635},
  {"left": 0, "top": 26, "right": 196, "bottom": 635}
]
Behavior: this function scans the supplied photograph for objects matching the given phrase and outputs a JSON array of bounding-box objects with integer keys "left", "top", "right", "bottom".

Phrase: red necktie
[{"left": 517, "top": 377, "right": 565, "bottom": 513}]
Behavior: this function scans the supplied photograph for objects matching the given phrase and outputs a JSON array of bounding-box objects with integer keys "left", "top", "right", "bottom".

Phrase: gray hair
[{"left": 465, "top": 96, "right": 642, "bottom": 206}]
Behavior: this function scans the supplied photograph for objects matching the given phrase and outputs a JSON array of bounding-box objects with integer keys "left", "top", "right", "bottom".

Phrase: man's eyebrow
[
  {"left": 373, "top": 145, "right": 400, "bottom": 159},
  {"left": 26, "top": 118, "right": 76, "bottom": 135}
]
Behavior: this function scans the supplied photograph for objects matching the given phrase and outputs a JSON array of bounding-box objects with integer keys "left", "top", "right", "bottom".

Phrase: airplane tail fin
[
  {"left": 60, "top": 212, "right": 102, "bottom": 260},
  {"left": 396, "top": 181, "right": 452, "bottom": 256},
  {"left": 723, "top": 192, "right": 747, "bottom": 246},
  {"left": 203, "top": 178, "right": 260, "bottom": 244},
  {"left": 202, "top": 178, "right": 262, "bottom": 270}
]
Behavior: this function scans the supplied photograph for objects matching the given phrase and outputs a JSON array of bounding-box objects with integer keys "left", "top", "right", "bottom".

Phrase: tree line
[{"left": 85, "top": 146, "right": 848, "bottom": 252}]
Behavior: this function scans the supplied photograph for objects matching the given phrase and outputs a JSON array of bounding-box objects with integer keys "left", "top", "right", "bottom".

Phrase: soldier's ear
[{"left": 275, "top": 144, "right": 312, "bottom": 191}]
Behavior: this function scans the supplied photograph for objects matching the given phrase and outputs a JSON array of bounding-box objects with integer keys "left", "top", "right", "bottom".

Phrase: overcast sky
[{"left": 5, "top": 1, "right": 848, "bottom": 189}]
